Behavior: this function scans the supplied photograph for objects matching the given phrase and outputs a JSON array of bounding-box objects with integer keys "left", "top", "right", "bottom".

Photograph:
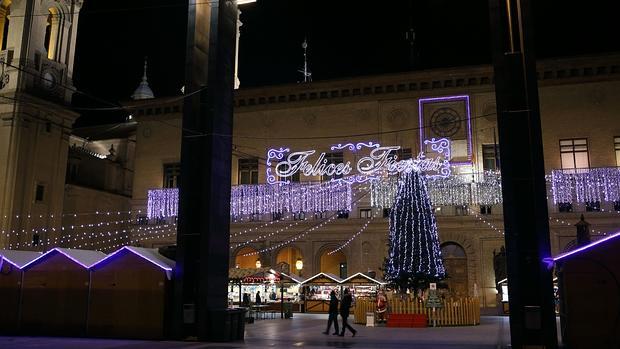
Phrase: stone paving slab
[{"left": 0, "top": 315, "right": 559, "bottom": 349}]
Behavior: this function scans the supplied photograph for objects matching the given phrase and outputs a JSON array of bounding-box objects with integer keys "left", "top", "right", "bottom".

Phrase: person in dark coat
[
  {"left": 339, "top": 288, "right": 357, "bottom": 337},
  {"left": 323, "top": 290, "right": 340, "bottom": 335},
  {"left": 256, "top": 291, "right": 262, "bottom": 305}
]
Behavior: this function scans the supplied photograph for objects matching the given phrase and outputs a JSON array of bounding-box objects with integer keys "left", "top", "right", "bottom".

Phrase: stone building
[
  {"left": 1, "top": 0, "right": 619, "bottom": 312},
  {"left": 0, "top": 0, "right": 82, "bottom": 249},
  {"left": 126, "top": 53, "right": 620, "bottom": 309}
]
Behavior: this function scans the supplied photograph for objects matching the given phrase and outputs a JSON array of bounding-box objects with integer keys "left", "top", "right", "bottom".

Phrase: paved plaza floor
[{"left": 0, "top": 315, "right": 561, "bottom": 349}]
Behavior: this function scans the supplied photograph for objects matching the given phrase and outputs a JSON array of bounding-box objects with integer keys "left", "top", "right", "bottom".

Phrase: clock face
[{"left": 430, "top": 107, "right": 461, "bottom": 137}]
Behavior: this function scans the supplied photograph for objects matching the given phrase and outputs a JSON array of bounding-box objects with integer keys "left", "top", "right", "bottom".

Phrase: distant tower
[
  {"left": 298, "top": 39, "right": 312, "bottom": 83},
  {"left": 0, "top": 0, "right": 83, "bottom": 250},
  {"left": 131, "top": 58, "right": 155, "bottom": 100}
]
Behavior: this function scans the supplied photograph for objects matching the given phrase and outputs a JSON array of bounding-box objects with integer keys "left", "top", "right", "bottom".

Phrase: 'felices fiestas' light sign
[{"left": 266, "top": 138, "right": 451, "bottom": 184}]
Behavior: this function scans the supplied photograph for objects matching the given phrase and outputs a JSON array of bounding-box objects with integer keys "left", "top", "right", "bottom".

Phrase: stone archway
[
  {"left": 441, "top": 242, "right": 468, "bottom": 297},
  {"left": 274, "top": 245, "right": 303, "bottom": 275},
  {"left": 233, "top": 246, "right": 260, "bottom": 269},
  {"left": 315, "top": 244, "right": 348, "bottom": 278},
  {"left": 438, "top": 232, "right": 477, "bottom": 296}
]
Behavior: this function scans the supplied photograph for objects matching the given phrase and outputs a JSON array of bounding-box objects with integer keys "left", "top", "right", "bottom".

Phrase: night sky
[{"left": 72, "top": 0, "right": 620, "bottom": 126}]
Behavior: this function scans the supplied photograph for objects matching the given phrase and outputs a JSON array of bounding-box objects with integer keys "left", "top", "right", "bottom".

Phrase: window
[
  {"left": 560, "top": 138, "right": 589, "bottom": 170},
  {"left": 163, "top": 163, "right": 181, "bottom": 188},
  {"left": 238, "top": 158, "right": 258, "bottom": 185},
  {"left": 482, "top": 144, "right": 500, "bottom": 171},
  {"left": 44, "top": 8, "right": 61, "bottom": 60},
  {"left": 321, "top": 152, "right": 344, "bottom": 181},
  {"left": 314, "top": 211, "right": 327, "bottom": 219},
  {"left": 337, "top": 210, "right": 349, "bottom": 219},
  {"left": 360, "top": 208, "right": 372, "bottom": 218},
  {"left": 1, "top": 4, "right": 9, "bottom": 51},
  {"left": 480, "top": 205, "right": 492, "bottom": 215},
  {"left": 382, "top": 208, "right": 391, "bottom": 218},
  {"left": 585, "top": 201, "right": 601, "bottom": 212},
  {"left": 455, "top": 205, "right": 468, "bottom": 216},
  {"left": 558, "top": 203, "right": 573, "bottom": 213},
  {"left": 396, "top": 148, "right": 412, "bottom": 160},
  {"left": 35, "top": 184, "right": 45, "bottom": 202},
  {"left": 137, "top": 214, "right": 148, "bottom": 225},
  {"left": 615, "top": 137, "right": 620, "bottom": 166}
]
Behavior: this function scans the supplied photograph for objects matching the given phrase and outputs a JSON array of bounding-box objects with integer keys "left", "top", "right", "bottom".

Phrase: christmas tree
[{"left": 384, "top": 170, "right": 446, "bottom": 292}]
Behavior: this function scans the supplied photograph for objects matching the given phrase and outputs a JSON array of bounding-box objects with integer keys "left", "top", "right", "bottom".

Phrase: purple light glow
[
  {"left": 418, "top": 95, "right": 473, "bottom": 164},
  {"left": 0, "top": 256, "right": 22, "bottom": 269},
  {"left": 551, "top": 230, "right": 620, "bottom": 264},
  {"left": 21, "top": 248, "right": 104, "bottom": 270},
  {"left": 90, "top": 246, "right": 173, "bottom": 275}
]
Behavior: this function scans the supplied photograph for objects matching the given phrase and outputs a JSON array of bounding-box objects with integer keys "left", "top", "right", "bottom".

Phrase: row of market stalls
[
  {"left": 227, "top": 269, "right": 385, "bottom": 313},
  {"left": 0, "top": 246, "right": 385, "bottom": 339},
  {"left": 0, "top": 247, "right": 174, "bottom": 339}
]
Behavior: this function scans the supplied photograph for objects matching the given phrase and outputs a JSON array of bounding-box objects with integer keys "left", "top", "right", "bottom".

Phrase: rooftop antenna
[{"left": 298, "top": 39, "right": 312, "bottom": 83}]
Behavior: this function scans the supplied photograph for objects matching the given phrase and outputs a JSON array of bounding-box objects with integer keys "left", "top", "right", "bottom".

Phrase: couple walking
[{"left": 323, "top": 288, "right": 357, "bottom": 337}]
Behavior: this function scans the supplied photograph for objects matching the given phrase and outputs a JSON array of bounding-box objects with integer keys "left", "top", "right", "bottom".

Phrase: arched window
[
  {"left": 0, "top": 0, "right": 10, "bottom": 50},
  {"left": 44, "top": 7, "right": 60, "bottom": 60}
]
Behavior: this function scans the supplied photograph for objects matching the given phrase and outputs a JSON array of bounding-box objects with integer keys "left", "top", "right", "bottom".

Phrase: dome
[{"left": 131, "top": 59, "right": 155, "bottom": 100}]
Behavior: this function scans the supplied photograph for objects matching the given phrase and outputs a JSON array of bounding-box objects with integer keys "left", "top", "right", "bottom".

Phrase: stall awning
[
  {"left": 301, "top": 272, "right": 343, "bottom": 285},
  {"left": 229, "top": 267, "right": 278, "bottom": 283},
  {"left": 340, "top": 272, "right": 385, "bottom": 285},
  {"left": 276, "top": 271, "right": 305, "bottom": 284},
  {"left": 0, "top": 250, "right": 42, "bottom": 269}
]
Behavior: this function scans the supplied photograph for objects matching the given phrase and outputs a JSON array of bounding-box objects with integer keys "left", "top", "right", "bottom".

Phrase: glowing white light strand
[{"left": 327, "top": 209, "right": 379, "bottom": 255}]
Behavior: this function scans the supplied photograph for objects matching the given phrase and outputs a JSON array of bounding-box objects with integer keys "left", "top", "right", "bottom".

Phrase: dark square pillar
[
  {"left": 488, "top": 0, "right": 558, "bottom": 348},
  {"left": 173, "top": 0, "right": 238, "bottom": 341}
]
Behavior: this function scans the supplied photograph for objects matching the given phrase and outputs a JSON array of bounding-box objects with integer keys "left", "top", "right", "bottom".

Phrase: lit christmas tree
[{"left": 384, "top": 170, "right": 446, "bottom": 292}]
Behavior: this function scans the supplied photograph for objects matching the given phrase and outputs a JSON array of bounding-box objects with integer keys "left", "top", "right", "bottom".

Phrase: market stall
[
  {"left": 228, "top": 267, "right": 279, "bottom": 307},
  {"left": 88, "top": 246, "right": 174, "bottom": 339},
  {"left": 21, "top": 248, "right": 106, "bottom": 335},
  {"left": 300, "top": 272, "right": 343, "bottom": 313},
  {"left": 0, "top": 250, "right": 40, "bottom": 334},
  {"left": 340, "top": 272, "right": 385, "bottom": 299}
]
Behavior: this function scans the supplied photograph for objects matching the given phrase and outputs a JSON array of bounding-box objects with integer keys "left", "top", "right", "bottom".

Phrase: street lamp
[
  {"left": 255, "top": 259, "right": 261, "bottom": 269},
  {"left": 296, "top": 257, "right": 303, "bottom": 276}
]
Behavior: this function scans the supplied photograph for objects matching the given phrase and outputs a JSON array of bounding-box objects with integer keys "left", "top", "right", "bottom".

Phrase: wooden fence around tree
[{"left": 354, "top": 297, "right": 480, "bottom": 326}]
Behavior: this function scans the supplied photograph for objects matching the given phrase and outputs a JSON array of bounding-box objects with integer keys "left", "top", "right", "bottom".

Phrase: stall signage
[{"left": 266, "top": 138, "right": 451, "bottom": 184}]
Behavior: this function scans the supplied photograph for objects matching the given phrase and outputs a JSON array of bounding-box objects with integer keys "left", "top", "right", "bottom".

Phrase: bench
[{"left": 387, "top": 314, "right": 427, "bottom": 328}]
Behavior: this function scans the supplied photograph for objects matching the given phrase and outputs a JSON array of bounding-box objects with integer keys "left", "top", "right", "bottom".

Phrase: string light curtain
[
  {"left": 551, "top": 168, "right": 620, "bottom": 204},
  {"left": 147, "top": 181, "right": 352, "bottom": 219}
]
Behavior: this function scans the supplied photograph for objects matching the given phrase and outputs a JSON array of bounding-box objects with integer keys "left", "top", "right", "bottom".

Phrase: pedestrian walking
[
  {"left": 339, "top": 288, "right": 357, "bottom": 337},
  {"left": 323, "top": 290, "right": 340, "bottom": 335}
]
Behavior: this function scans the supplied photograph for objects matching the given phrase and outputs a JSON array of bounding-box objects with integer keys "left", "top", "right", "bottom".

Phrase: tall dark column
[
  {"left": 487, "top": 0, "right": 557, "bottom": 348},
  {"left": 173, "top": 0, "right": 237, "bottom": 340}
]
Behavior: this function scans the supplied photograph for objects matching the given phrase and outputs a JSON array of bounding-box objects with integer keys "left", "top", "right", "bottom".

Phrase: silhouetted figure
[
  {"left": 255, "top": 291, "right": 262, "bottom": 305},
  {"left": 323, "top": 290, "right": 340, "bottom": 335},
  {"left": 339, "top": 288, "right": 356, "bottom": 337}
]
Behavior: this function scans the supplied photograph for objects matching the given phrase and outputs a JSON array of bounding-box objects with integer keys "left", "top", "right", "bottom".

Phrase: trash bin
[
  {"left": 366, "top": 312, "right": 375, "bottom": 327},
  {"left": 283, "top": 303, "right": 293, "bottom": 319}
]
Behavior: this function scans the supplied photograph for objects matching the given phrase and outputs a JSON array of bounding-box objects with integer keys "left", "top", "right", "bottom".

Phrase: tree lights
[{"left": 384, "top": 170, "right": 446, "bottom": 291}]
